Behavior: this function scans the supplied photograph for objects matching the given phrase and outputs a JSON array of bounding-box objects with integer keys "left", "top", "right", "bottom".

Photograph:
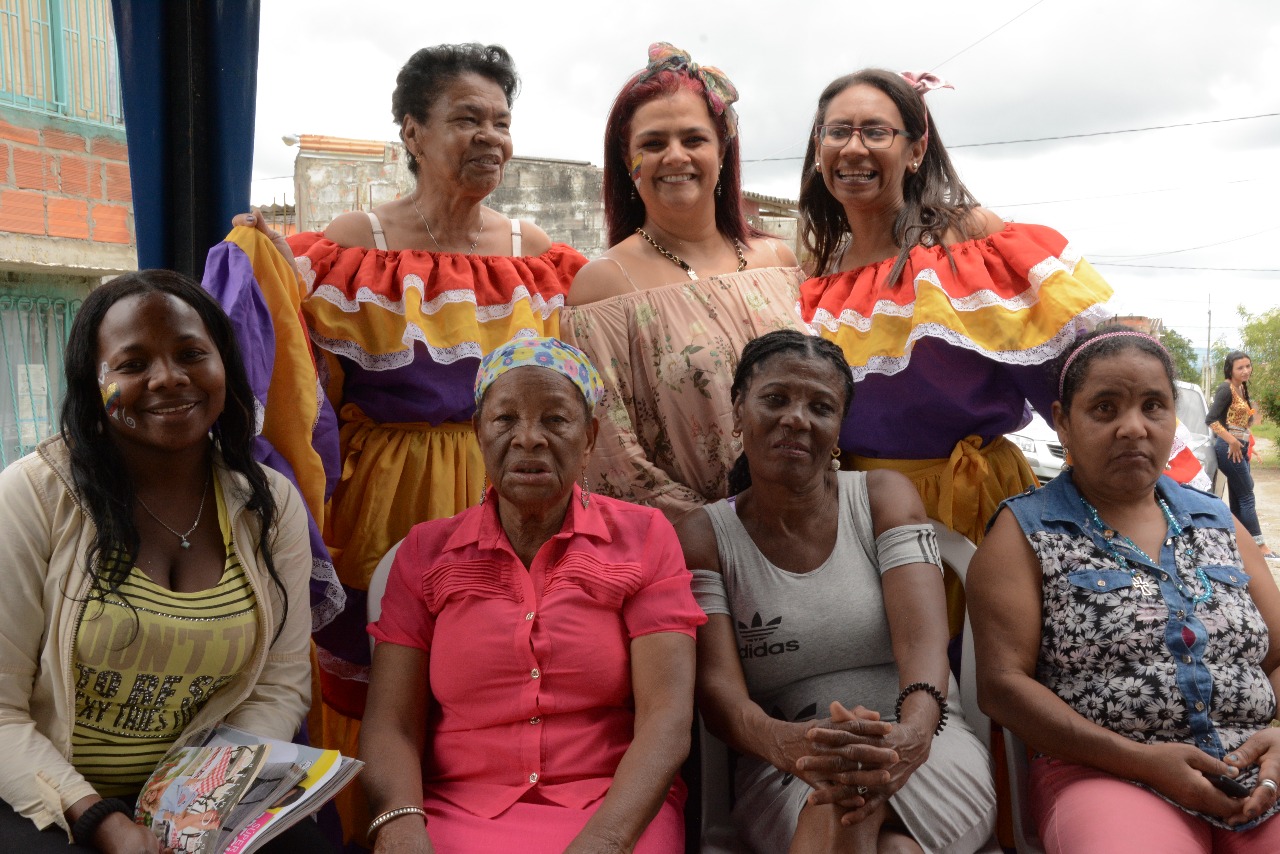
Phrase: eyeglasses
[{"left": 816, "top": 125, "right": 913, "bottom": 149}]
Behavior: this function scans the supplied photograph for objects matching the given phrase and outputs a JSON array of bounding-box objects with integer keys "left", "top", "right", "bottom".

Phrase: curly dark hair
[
  {"left": 60, "top": 270, "right": 288, "bottom": 641},
  {"left": 1055, "top": 328, "right": 1177, "bottom": 413},
  {"left": 727, "top": 330, "right": 854, "bottom": 495},
  {"left": 798, "top": 69, "right": 981, "bottom": 284},
  {"left": 392, "top": 43, "right": 520, "bottom": 176},
  {"left": 601, "top": 68, "right": 764, "bottom": 248}
]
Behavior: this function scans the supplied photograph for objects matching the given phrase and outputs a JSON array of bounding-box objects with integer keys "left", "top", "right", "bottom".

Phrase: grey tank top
[{"left": 703, "top": 471, "right": 903, "bottom": 721}]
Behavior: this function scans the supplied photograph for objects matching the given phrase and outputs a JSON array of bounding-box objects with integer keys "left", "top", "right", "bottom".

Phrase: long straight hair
[
  {"left": 798, "top": 69, "right": 980, "bottom": 283},
  {"left": 60, "top": 270, "right": 288, "bottom": 639}
]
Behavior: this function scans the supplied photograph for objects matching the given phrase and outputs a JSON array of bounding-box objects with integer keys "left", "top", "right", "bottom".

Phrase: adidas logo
[{"left": 737, "top": 612, "right": 799, "bottom": 659}]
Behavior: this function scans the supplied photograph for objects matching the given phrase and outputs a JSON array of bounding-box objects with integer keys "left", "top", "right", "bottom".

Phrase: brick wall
[{"left": 0, "top": 112, "right": 134, "bottom": 246}]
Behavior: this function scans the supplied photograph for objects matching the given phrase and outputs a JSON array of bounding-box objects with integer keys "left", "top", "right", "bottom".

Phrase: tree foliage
[
  {"left": 1237, "top": 306, "right": 1280, "bottom": 420},
  {"left": 1160, "top": 328, "right": 1201, "bottom": 385}
]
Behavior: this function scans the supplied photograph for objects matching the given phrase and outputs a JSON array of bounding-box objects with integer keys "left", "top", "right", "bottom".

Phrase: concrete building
[
  {"left": 0, "top": 0, "right": 135, "bottom": 466},
  {"left": 285, "top": 134, "right": 798, "bottom": 260}
]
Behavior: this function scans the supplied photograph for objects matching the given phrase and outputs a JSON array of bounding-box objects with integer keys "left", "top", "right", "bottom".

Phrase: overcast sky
[{"left": 251, "top": 0, "right": 1279, "bottom": 353}]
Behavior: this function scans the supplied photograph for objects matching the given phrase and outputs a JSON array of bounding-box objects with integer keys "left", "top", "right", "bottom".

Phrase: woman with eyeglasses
[{"left": 796, "top": 69, "right": 1114, "bottom": 633}]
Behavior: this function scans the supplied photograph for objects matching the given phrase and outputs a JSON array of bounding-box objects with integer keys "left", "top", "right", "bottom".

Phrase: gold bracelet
[{"left": 367, "top": 805, "right": 426, "bottom": 841}]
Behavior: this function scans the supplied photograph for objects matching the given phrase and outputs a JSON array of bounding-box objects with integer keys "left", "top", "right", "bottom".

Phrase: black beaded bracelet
[
  {"left": 71, "top": 797, "right": 132, "bottom": 847},
  {"left": 894, "top": 681, "right": 948, "bottom": 735}
]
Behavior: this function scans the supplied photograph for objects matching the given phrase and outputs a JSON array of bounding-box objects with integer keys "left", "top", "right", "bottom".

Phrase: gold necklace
[
  {"left": 636, "top": 228, "right": 747, "bottom": 281},
  {"left": 413, "top": 198, "right": 485, "bottom": 255}
]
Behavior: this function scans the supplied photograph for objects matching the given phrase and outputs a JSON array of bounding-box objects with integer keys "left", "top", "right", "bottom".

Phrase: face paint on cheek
[
  {"left": 101, "top": 381, "right": 120, "bottom": 416},
  {"left": 97, "top": 361, "right": 108, "bottom": 385},
  {"left": 630, "top": 153, "right": 643, "bottom": 182},
  {"left": 100, "top": 382, "right": 137, "bottom": 428}
]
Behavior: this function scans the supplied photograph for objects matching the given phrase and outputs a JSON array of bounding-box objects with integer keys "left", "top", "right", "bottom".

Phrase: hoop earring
[
  {"left": 731, "top": 427, "right": 741, "bottom": 438},
  {"left": 830, "top": 447, "right": 842, "bottom": 471},
  {"left": 580, "top": 472, "right": 591, "bottom": 509}
]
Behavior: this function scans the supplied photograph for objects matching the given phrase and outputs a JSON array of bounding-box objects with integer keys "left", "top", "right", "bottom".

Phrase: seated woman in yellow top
[{"left": 0, "top": 272, "right": 322, "bottom": 853}]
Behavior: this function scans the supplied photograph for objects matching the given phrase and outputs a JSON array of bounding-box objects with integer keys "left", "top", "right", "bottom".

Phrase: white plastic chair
[
  {"left": 366, "top": 538, "right": 404, "bottom": 652},
  {"left": 929, "top": 520, "right": 990, "bottom": 754},
  {"left": 1004, "top": 728, "right": 1045, "bottom": 853}
]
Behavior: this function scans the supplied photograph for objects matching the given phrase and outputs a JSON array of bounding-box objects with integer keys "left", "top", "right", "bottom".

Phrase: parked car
[
  {"left": 1008, "top": 413, "right": 1064, "bottom": 484},
  {"left": 1174, "top": 380, "right": 1224, "bottom": 496}
]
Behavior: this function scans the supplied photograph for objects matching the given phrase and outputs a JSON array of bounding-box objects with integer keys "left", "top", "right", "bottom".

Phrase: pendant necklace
[
  {"left": 636, "top": 228, "right": 746, "bottom": 280},
  {"left": 136, "top": 471, "right": 212, "bottom": 550},
  {"left": 1080, "top": 494, "right": 1209, "bottom": 605},
  {"left": 414, "top": 197, "right": 485, "bottom": 255}
]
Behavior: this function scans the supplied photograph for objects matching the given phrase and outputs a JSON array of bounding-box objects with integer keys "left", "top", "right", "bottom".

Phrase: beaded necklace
[
  {"left": 636, "top": 228, "right": 746, "bottom": 280},
  {"left": 1080, "top": 494, "right": 1211, "bottom": 605}
]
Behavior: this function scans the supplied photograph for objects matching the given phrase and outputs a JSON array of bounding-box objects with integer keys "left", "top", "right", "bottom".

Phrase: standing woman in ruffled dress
[
  {"left": 795, "top": 69, "right": 1113, "bottom": 632},
  {"left": 231, "top": 43, "right": 587, "bottom": 839},
  {"left": 560, "top": 43, "right": 809, "bottom": 524}
]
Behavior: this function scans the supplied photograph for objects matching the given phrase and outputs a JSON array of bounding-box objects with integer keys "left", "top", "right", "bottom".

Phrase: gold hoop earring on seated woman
[
  {"left": 581, "top": 472, "right": 591, "bottom": 509},
  {"left": 830, "top": 447, "right": 842, "bottom": 471}
]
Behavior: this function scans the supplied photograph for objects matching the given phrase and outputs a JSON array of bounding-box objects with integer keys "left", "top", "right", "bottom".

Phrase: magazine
[{"left": 134, "top": 725, "right": 363, "bottom": 854}]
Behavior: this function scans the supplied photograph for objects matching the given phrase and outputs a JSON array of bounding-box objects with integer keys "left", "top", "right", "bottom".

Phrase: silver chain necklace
[
  {"left": 136, "top": 471, "right": 212, "bottom": 550},
  {"left": 413, "top": 197, "right": 485, "bottom": 255}
]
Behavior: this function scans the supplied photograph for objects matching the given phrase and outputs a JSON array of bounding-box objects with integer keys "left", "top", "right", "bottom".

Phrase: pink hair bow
[{"left": 900, "top": 71, "right": 954, "bottom": 95}]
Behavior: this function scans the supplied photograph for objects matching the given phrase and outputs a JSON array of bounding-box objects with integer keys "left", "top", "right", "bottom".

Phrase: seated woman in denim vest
[{"left": 969, "top": 328, "right": 1280, "bottom": 853}]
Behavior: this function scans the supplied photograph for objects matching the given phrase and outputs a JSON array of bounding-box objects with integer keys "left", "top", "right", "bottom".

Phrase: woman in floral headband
[
  {"left": 796, "top": 68, "right": 1114, "bottom": 636},
  {"left": 559, "top": 42, "right": 810, "bottom": 525},
  {"left": 361, "top": 336, "right": 704, "bottom": 853}
]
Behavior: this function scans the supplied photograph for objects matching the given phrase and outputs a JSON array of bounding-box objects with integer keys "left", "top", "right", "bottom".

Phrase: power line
[
  {"left": 741, "top": 112, "right": 1280, "bottom": 163},
  {"left": 930, "top": 1, "right": 1047, "bottom": 72},
  {"left": 1095, "top": 262, "right": 1280, "bottom": 272},
  {"left": 991, "top": 177, "right": 1264, "bottom": 210},
  {"left": 1091, "top": 225, "right": 1280, "bottom": 261},
  {"left": 951, "top": 112, "right": 1280, "bottom": 149}
]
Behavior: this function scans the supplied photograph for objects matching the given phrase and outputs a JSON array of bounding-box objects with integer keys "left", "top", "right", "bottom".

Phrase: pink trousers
[{"left": 1030, "top": 757, "right": 1280, "bottom": 854}]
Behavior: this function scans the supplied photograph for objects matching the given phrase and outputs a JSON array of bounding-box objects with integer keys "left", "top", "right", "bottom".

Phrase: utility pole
[{"left": 1204, "top": 294, "right": 1213, "bottom": 392}]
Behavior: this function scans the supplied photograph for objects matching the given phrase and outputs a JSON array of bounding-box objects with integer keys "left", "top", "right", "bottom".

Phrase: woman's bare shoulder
[
  {"left": 513, "top": 218, "right": 554, "bottom": 256},
  {"left": 323, "top": 211, "right": 377, "bottom": 248},
  {"left": 745, "top": 235, "right": 799, "bottom": 268},
  {"left": 567, "top": 250, "right": 635, "bottom": 306},
  {"left": 959, "top": 207, "right": 1006, "bottom": 240},
  {"left": 674, "top": 506, "right": 722, "bottom": 573}
]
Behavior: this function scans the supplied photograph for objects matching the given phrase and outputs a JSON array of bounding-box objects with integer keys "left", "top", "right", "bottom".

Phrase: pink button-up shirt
[{"left": 370, "top": 486, "right": 705, "bottom": 818}]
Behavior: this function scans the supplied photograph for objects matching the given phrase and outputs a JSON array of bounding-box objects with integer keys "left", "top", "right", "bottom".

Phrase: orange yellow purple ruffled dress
[{"left": 291, "top": 233, "right": 585, "bottom": 836}]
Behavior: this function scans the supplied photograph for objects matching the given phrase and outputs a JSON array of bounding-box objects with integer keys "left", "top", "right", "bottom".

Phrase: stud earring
[
  {"left": 580, "top": 472, "right": 591, "bottom": 509},
  {"left": 830, "top": 447, "right": 842, "bottom": 471}
]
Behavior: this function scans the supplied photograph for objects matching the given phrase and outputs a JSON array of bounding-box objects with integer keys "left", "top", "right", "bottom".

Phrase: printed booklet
[{"left": 134, "top": 725, "right": 363, "bottom": 853}]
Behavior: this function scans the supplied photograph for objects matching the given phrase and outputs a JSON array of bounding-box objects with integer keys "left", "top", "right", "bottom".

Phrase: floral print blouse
[{"left": 1003, "top": 473, "right": 1278, "bottom": 828}]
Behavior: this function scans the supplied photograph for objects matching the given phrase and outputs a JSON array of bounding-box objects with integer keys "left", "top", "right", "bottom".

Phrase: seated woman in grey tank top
[{"left": 676, "top": 330, "right": 996, "bottom": 854}]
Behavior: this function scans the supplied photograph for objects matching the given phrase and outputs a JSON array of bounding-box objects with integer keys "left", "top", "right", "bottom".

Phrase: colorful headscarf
[
  {"left": 474, "top": 336, "right": 605, "bottom": 409},
  {"left": 638, "top": 42, "right": 740, "bottom": 139}
]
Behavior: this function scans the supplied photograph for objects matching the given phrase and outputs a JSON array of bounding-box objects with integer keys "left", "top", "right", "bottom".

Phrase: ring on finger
[
  {"left": 1261, "top": 778, "right": 1278, "bottom": 795},
  {"left": 856, "top": 785, "right": 868, "bottom": 796}
]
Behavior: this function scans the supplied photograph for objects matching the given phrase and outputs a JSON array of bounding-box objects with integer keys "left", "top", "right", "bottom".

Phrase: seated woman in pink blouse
[{"left": 359, "top": 336, "right": 705, "bottom": 854}]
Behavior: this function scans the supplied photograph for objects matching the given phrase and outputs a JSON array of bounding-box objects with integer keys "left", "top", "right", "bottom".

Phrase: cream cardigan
[{"left": 0, "top": 437, "right": 312, "bottom": 834}]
